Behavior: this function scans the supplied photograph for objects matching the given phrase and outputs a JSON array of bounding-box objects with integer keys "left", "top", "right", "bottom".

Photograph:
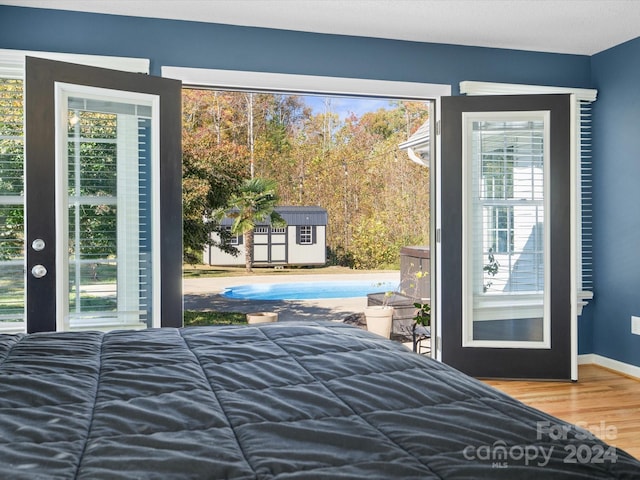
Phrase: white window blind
[{"left": 578, "top": 101, "right": 593, "bottom": 291}]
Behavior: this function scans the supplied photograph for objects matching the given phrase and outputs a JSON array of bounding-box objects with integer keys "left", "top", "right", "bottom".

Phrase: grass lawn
[{"left": 184, "top": 310, "right": 247, "bottom": 326}]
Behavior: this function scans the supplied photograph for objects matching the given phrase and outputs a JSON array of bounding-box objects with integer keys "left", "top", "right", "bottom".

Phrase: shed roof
[{"left": 220, "top": 206, "right": 328, "bottom": 227}]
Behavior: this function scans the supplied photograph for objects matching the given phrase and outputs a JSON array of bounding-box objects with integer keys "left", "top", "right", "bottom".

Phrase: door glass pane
[
  {"left": 65, "top": 94, "right": 154, "bottom": 330},
  {"left": 0, "top": 78, "right": 25, "bottom": 332},
  {"left": 464, "top": 113, "right": 548, "bottom": 347}
]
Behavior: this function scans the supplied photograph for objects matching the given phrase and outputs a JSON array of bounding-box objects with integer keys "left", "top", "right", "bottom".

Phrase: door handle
[
  {"left": 32, "top": 238, "right": 46, "bottom": 251},
  {"left": 31, "top": 264, "right": 47, "bottom": 278}
]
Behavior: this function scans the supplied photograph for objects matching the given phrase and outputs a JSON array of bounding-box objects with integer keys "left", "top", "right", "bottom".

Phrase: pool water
[{"left": 221, "top": 280, "right": 398, "bottom": 300}]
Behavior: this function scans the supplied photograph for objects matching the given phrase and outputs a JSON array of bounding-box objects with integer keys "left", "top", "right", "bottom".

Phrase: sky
[{"left": 302, "top": 94, "right": 394, "bottom": 121}]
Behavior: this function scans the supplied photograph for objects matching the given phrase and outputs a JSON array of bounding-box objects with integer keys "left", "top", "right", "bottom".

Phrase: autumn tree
[
  {"left": 292, "top": 102, "right": 430, "bottom": 268},
  {"left": 182, "top": 87, "right": 431, "bottom": 269}
]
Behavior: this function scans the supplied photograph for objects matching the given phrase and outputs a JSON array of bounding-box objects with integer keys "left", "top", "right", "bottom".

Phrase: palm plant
[{"left": 217, "top": 177, "right": 286, "bottom": 272}]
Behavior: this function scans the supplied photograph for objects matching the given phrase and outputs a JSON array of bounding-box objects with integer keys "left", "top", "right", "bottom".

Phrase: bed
[{"left": 1, "top": 321, "right": 638, "bottom": 479}]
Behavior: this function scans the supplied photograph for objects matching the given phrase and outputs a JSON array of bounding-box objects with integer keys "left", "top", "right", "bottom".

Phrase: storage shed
[{"left": 204, "top": 206, "right": 328, "bottom": 267}]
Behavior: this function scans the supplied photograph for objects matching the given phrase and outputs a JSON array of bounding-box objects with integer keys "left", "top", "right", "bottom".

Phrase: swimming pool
[{"left": 221, "top": 280, "right": 398, "bottom": 300}]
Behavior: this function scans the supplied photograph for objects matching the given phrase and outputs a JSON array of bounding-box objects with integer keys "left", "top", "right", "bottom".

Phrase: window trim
[
  {"left": 462, "top": 110, "right": 552, "bottom": 349},
  {"left": 0, "top": 49, "right": 149, "bottom": 78},
  {"left": 298, "top": 225, "right": 314, "bottom": 245},
  {"left": 460, "top": 81, "right": 597, "bottom": 102},
  {"left": 162, "top": 66, "right": 450, "bottom": 99}
]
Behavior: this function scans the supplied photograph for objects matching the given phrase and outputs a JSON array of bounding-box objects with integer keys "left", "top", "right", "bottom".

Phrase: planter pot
[
  {"left": 364, "top": 306, "right": 393, "bottom": 338},
  {"left": 246, "top": 312, "right": 278, "bottom": 324}
]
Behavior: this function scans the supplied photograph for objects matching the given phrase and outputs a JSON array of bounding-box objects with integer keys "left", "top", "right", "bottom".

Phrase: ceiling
[{"left": 3, "top": 0, "right": 640, "bottom": 55}]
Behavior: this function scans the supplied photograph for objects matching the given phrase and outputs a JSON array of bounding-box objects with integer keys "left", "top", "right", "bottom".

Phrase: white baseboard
[{"left": 578, "top": 353, "right": 640, "bottom": 380}]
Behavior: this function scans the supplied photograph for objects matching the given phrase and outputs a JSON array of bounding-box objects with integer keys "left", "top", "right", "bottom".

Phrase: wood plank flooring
[{"left": 484, "top": 364, "right": 640, "bottom": 460}]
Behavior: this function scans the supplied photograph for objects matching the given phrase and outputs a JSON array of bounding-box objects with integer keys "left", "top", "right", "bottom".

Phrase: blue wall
[
  {"left": 4, "top": 5, "right": 638, "bottom": 367},
  {"left": 590, "top": 37, "right": 640, "bottom": 367},
  {"left": 0, "top": 6, "right": 591, "bottom": 90}
]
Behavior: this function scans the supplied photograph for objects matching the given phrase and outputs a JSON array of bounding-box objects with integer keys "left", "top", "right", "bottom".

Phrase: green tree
[
  {"left": 216, "top": 177, "right": 285, "bottom": 272},
  {"left": 182, "top": 142, "right": 248, "bottom": 263},
  {"left": 182, "top": 89, "right": 250, "bottom": 263},
  {"left": 0, "top": 79, "right": 24, "bottom": 262},
  {"left": 350, "top": 218, "right": 399, "bottom": 269}
]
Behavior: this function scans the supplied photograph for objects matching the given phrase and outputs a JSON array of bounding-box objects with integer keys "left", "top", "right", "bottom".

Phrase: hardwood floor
[{"left": 484, "top": 364, "right": 640, "bottom": 460}]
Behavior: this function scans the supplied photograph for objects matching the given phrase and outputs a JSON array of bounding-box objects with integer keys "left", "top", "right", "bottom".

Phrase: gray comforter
[{"left": 0, "top": 321, "right": 638, "bottom": 479}]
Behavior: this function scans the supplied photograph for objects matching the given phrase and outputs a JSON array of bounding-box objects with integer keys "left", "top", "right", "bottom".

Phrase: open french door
[
  {"left": 25, "top": 57, "right": 182, "bottom": 333},
  {"left": 439, "top": 94, "right": 575, "bottom": 380}
]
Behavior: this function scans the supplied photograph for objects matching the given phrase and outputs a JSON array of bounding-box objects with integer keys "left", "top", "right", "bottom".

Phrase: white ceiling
[{"left": 3, "top": 0, "right": 640, "bottom": 55}]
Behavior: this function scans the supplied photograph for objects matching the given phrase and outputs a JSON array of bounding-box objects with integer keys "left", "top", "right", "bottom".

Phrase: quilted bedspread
[{"left": 0, "top": 321, "right": 638, "bottom": 479}]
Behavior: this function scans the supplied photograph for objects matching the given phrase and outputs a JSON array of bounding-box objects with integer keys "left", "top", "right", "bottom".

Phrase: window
[
  {"left": 482, "top": 146, "right": 516, "bottom": 255},
  {"left": 461, "top": 111, "right": 550, "bottom": 347},
  {"left": 0, "top": 77, "right": 25, "bottom": 331},
  {"left": 298, "top": 225, "right": 313, "bottom": 245},
  {"left": 487, "top": 206, "right": 514, "bottom": 254},
  {"left": 271, "top": 227, "right": 286, "bottom": 234},
  {"left": 255, "top": 226, "right": 268, "bottom": 234},
  {"left": 474, "top": 119, "right": 545, "bottom": 294},
  {"left": 223, "top": 226, "right": 240, "bottom": 245}
]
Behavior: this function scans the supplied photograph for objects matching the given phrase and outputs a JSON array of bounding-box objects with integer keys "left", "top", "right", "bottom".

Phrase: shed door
[{"left": 269, "top": 227, "right": 287, "bottom": 263}]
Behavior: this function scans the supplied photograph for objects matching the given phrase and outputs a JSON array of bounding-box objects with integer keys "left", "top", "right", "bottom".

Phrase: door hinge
[
  {"left": 436, "top": 228, "right": 441, "bottom": 243},
  {"left": 436, "top": 120, "right": 441, "bottom": 135}
]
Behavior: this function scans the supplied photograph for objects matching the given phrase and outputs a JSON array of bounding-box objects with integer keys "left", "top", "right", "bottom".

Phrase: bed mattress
[{"left": 0, "top": 321, "right": 637, "bottom": 479}]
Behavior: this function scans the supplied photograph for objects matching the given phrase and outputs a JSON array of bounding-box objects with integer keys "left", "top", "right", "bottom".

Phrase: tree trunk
[
  {"left": 244, "top": 229, "right": 254, "bottom": 273},
  {"left": 247, "top": 93, "right": 254, "bottom": 179}
]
